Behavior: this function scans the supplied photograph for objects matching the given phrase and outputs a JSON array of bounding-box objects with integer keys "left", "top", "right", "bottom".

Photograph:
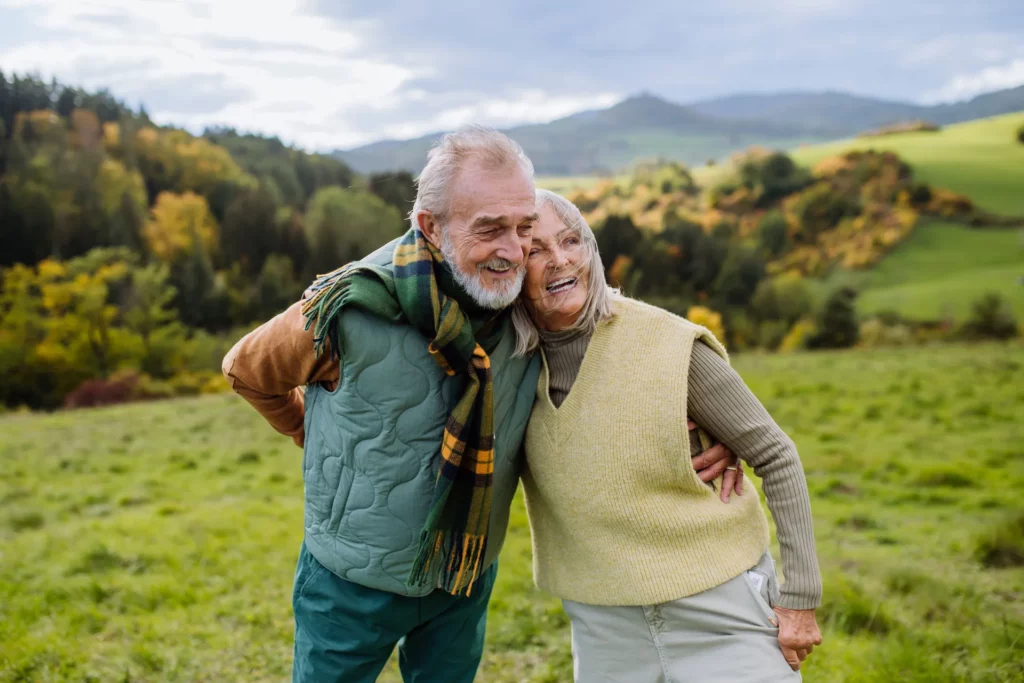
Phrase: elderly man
[{"left": 223, "top": 126, "right": 738, "bottom": 682}]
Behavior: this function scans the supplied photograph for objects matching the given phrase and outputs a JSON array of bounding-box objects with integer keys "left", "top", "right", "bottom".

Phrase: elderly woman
[{"left": 512, "top": 189, "right": 823, "bottom": 682}]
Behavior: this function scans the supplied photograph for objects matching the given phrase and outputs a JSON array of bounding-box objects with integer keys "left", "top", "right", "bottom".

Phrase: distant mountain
[
  {"left": 335, "top": 86, "right": 1024, "bottom": 176},
  {"left": 339, "top": 94, "right": 822, "bottom": 176},
  {"left": 689, "top": 86, "right": 1024, "bottom": 133},
  {"left": 687, "top": 91, "right": 923, "bottom": 134}
]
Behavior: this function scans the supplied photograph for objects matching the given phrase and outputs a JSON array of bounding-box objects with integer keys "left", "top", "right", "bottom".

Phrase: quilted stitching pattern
[{"left": 303, "top": 307, "right": 540, "bottom": 597}]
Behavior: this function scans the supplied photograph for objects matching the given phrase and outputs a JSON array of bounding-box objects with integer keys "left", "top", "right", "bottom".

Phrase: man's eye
[{"left": 528, "top": 249, "right": 540, "bottom": 257}]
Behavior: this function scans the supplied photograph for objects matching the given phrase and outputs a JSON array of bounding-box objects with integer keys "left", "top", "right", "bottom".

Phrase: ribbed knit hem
[{"left": 535, "top": 530, "right": 769, "bottom": 607}]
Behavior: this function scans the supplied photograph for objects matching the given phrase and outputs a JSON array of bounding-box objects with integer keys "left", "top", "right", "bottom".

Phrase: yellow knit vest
[{"left": 521, "top": 296, "right": 770, "bottom": 606}]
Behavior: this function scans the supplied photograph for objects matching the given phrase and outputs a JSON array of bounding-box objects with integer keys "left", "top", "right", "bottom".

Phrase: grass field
[
  {"left": 818, "top": 220, "right": 1024, "bottom": 320},
  {"left": 3, "top": 342, "right": 1023, "bottom": 682},
  {"left": 790, "top": 113, "right": 1024, "bottom": 216}
]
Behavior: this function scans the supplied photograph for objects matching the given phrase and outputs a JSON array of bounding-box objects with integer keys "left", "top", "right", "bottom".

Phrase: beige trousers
[{"left": 562, "top": 553, "right": 800, "bottom": 683}]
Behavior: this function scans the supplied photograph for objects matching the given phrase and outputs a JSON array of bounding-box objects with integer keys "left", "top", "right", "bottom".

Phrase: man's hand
[
  {"left": 688, "top": 420, "right": 743, "bottom": 502},
  {"left": 773, "top": 607, "right": 822, "bottom": 671}
]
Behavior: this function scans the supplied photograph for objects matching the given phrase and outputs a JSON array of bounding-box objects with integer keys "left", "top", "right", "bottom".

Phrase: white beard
[{"left": 441, "top": 230, "right": 525, "bottom": 310}]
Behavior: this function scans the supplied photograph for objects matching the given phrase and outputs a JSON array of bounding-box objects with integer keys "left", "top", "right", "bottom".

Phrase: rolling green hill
[
  {"left": 790, "top": 112, "right": 1024, "bottom": 216},
  {"left": 791, "top": 113, "right": 1024, "bottom": 320},
  {"left": 819, "top": 221, "right": 1024, "bottom": 320}
]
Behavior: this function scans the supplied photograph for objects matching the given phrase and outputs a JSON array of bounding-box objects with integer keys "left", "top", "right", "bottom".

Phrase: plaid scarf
[{"left": 300, "top": 228, "right": 506, "bottom": 597}]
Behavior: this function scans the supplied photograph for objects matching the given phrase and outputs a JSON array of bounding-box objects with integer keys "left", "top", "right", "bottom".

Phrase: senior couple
[{"left": 223, "top": 126, "right": 823, "bottom": 682}]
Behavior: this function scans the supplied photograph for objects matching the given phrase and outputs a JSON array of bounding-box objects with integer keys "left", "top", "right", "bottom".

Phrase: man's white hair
[
  {"left": 511, "top": 189, "right": 617, "bottom": 357},
  {"left": 410, "top": 124, "right": 535, "bottom": 229}
]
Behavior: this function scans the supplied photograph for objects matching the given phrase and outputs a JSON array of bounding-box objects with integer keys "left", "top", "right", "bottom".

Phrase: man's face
[{"left": 425, "top": 159, "right": 538, "bottom": 309}]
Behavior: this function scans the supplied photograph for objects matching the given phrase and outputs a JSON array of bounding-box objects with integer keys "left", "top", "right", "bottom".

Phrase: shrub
[
  {"left": 1017, "top": 122, "right": 1024, "bottom": 144},
  {"left": 756, "top": 211, "right": 789, "bottom": 257},
  {"left": 808, "top": 287, "right": 859, "bottom": 349},
  {"left": 757, "top": 320, "right": 790, "bottom": 350},
  {"left": 134, "top": 375, "right": 176, "bottom": 401},
  {"left": 167, "top": 371, "right": 223, "bottom": 397},
  {"left": 724, "top": 310, "right": 757, "bottom": 350},
  {"left": 974, "top": 511, "right": 1024, "bottom": 568},
  {"left": 738, "top": 151, "right": 811, "bottom": 206},
  {"left": 961, "top": 293, "right": 1018, "bottom": 340},
  {"left": 712, "top": 246, "right": 766, "bottom": 309},
  {"left": 857, "top": 120, "right": 940, "bottom": 137},
  {"left": 778, "top": 318, "right": 817, "bottom": 352},
  {"left": 687, "top": 306, "right": 726, "bottom": 345},
  {"left": 596, "top": 214, "right": 643, "bottom": 279},
  {"left": 63, "top": 372, "right": 140, "bottom": 409},
  {"left": 751, "top": 274, "right": 813, "bottom": 326},
  {"left": 908, "top": 183, "right": 932, "bottom": 206},
  {"left": 859, "top": 319, "right": 914, "bottom": 347},
  {"left": 791, "top": 183, "right": 857, "bottom": 243}
]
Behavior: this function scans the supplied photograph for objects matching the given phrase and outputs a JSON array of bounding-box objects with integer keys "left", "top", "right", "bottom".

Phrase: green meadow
[
  {"left": 3, "top": 342, "right": 1023, "bottom": 682},
  {"left": 817, "top": 220, "right": 1024, "bottom": 320},
  {"left": 799, "top": 114, "right": 1024, "bottom": 321},
  {"left": 789, "top": 113, "right": 1024, "bottom": 216}
]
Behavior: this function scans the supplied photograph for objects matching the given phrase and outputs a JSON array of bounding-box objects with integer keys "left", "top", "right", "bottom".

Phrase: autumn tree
[
  {"left": 220, "top": 185, "right": 280, "bottom": 275},
  {"left": 143, "top": 191, "right": 218, "bottom": 263},
  {"left": 305, "top": 187, "right": 404, "bottom": 274}
]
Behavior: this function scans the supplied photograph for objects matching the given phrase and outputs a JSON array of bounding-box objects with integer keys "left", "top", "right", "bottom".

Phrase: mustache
[
  {"left": 478, "top": 257, "right": 521, "bottom": 271},
  {"left": 523, "top": 259, "right": 589, "bottom": 303}
]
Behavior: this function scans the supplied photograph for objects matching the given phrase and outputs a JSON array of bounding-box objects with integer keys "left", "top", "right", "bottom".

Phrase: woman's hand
[
  {"left": 773, "top": 607, "right": 822, "bottom": 670},
  {"left": 688, "top": 420, "right": 744, "bottom": 502}
]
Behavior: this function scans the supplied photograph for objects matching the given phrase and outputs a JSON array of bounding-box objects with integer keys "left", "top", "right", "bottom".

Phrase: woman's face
[{"left": 523, "top": 204, "right": 590, "bottom": 332}]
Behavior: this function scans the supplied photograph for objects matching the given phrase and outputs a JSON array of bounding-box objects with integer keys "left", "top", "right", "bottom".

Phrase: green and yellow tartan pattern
[{"left": 301, "top": 228, "right": 502, "bottom": 597}]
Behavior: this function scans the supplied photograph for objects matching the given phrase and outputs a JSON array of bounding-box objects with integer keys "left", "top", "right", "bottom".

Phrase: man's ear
[{"left": 416, "top": 210, "right": 442, "bottom": 249}]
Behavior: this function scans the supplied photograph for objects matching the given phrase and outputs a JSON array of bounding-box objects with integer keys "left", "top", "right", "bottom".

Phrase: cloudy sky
[{"left": 1, "top": 0, "right": 1022, "bottom": 151}]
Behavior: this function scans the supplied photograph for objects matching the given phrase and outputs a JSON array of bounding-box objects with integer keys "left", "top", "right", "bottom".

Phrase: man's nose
[{"left": 495, "top": 232, "right": 525, "bottom": 264}]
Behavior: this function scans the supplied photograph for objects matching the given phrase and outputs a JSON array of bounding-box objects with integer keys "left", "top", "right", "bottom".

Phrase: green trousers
[{"left": 292, "top": 542, "right": 497, "bottom": 683}]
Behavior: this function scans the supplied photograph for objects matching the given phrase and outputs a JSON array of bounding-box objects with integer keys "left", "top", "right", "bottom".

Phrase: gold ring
[{"left": 725, "top": 465, "right": 738, "bottom": 471}]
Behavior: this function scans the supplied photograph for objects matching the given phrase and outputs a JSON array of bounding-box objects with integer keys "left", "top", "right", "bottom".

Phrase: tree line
[{"left": 0, "top": 71, "right": 417, "bottom": 408}]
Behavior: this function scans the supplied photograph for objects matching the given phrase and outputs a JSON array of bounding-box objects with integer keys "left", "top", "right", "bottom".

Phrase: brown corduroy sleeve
[
  {"left": 687, "top": 341, "right": 823, "bottom": 610},
  {"left": 221, "top": 300, "right": 339, "bottom": 448}
]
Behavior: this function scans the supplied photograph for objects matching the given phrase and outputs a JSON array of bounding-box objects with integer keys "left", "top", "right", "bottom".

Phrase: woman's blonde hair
[{"left": 511, "top": 189, "right": 616, "bottom": 357}]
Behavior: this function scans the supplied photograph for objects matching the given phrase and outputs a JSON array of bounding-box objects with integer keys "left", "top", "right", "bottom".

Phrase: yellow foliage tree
[
  {"left": 687, "top": 305, "right": 726, "bottom": 345},
  {"left": 13, "top": 110, "right": 63, "bottom": 141},
  {"left": 779, "top": 319, "right": 817, "bottom": 353},
  {"left": 144, "top": 191, "right": 218, "bottom": 262},
  {"left": 135, "top": 127, "right": 255, "bottom": 197},
  {"left": 97, "top": 158, "right": 147, "bottom": 220},
  {"left": 102, "top": 122, "right": 120, "bottom": 148},
  {"left": 69, "top": 109, "right": 102, "bottom": 149}
]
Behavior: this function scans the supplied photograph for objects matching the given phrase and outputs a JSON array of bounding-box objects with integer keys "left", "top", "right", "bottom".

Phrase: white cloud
[
  {"left": 391, "top": 90, "right": 621, "bottom": 139},
  {"left": 920, "top": 59, "right": 1024, "bottom": 103},
  {"left": 0, "top": 0, "right": 623, "bottom": 150}
]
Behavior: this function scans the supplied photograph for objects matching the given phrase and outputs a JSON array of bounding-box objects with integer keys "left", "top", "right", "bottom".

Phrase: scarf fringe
[
  {"left": 410, "top": 529, "right": 488, "bottom": 597},
  {"left": 301, "top": 265, "right": 357, "bottom": 360}
]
